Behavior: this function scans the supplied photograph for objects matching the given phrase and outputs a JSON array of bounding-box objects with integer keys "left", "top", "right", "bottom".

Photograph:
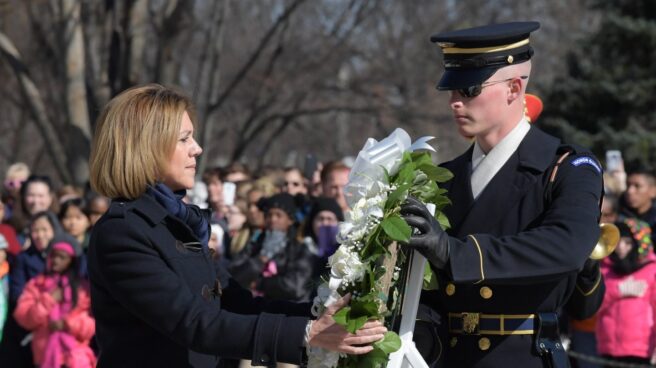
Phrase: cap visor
[{"left": 436, "top": 67, "right": 498, "bottom": 90}]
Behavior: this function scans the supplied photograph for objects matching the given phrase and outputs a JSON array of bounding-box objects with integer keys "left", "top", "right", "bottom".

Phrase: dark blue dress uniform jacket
[
  {"left": 424, "top": 127, "right": 604, "bottom": 368},
  {"left": 87, "top": 193, "right": 310, "bottom": 368}
]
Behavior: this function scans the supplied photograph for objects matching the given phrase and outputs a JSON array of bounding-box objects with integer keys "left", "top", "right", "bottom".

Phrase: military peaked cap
[{"left": 431, "top": 21, "right": 540, "bottom": 90}]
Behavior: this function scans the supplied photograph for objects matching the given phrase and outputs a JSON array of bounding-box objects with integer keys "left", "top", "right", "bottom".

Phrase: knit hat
[
  {"left": 623, "top": 217, "right": 653, "bottom": 260},
  {"left": 309, "top": 197, "right": 344, "bottom": 222},
  {"left": 259, "top": 193, "right": 297, "bottom": 220}
]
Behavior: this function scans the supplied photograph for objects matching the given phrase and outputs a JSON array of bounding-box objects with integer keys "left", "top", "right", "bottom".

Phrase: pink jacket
[
  {"left": 13, "top": 275, "right": 96, "bottom": 367},
  {"left": 596, "top": 258, "right": 656, "bottom": 358}
]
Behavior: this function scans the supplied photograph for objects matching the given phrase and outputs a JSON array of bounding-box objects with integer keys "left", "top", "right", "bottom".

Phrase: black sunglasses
[{"left": 456, "top": 75, "right": 528, "bottom": 98}]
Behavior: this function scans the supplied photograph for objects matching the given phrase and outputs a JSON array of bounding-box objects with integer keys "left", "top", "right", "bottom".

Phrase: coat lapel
[
  {"left": 441, "top": 145, "right": 475, "bottom": 235},
  {"left": 450, "top": 127, "right": 561, "bottom": 237}
]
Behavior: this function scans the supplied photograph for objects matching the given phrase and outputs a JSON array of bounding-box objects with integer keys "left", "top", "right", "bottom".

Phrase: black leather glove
[{"left": 400, "top": 196, "right": 450, "bottom": 269}]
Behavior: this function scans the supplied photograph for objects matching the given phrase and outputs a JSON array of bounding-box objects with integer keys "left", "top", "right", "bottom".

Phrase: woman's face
[
  {"left": 62, "top": 205, "right": 90, "bottom": 238},
  {"left": 227, "top": 205, "right": 247, "bottom": 232},
  {"left": 615, "top": 237, "right": 633, "bottom": 260},
  {"left": 50, "top": 249, "right": 73, "bottom": 273},
  {"left": 31, "top": 216, "right": 54, "bottom": 251},
  {"left": 312, "top": 210, "right": 339, "bottom": 237},
  {"left": 247, "top": 190, "right": 265, "bottom": 228},
  {"left": 282, "top": 170, "right": 307, "bottom": 196},
  {"left": 24, "top": 182, "right": 53, "bottom": 215},
  {"left": 162, "top": 112, "right": 203, "bottom": 191}
]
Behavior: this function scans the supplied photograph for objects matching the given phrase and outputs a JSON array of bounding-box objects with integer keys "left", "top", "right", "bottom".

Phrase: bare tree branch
[{"left": 206, "top": 0, "right": 307, "bottom": 115}]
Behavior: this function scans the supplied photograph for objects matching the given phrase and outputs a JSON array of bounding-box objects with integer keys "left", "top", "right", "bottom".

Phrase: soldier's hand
[{"left": 400, "top": 196, "right": 450, "bottom": 269}]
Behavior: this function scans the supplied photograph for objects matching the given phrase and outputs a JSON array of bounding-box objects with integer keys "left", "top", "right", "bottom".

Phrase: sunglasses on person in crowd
[
  {"left": 4, "top": 179, "right": 24, "bottom": 189},
  {"left": 456, "top": 75, "right": 528, "bottom": 98},
  {"left": 284, "top": 181, "right": 303, "bottom": 188}
]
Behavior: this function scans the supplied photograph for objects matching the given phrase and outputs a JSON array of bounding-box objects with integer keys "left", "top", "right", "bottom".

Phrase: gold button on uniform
[
  {"left": 446, "top": 283, "right": 456, "bottom": 296},
  {"left": 450, "top": 337, "right": 458, "bottom": 347},
  {"left": 480, "top": 286, "right": 493, "bottom": 299},
  {"left": 478, "top": 337, "right": 491, "bottom": 351}
]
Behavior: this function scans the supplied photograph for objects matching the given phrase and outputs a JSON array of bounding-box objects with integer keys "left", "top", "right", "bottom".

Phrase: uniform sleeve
[
  {"left": 91, "top": 217, "right": 308, "bottom": 365},
  {"left": 13, "top": 279, "right": 55, "bottom": 330},
  {"left": 448, "top": 153, "right": 603, "bottom": 284}
]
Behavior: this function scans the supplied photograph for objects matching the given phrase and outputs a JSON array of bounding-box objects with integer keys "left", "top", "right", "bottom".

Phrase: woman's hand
[{"left": 307, "top": 294, "right": 387, "bottom": 354}]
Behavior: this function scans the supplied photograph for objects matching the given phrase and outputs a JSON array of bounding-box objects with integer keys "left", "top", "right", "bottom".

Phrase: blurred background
[{"left": 0, "top": 0, "right": 654, "bottom": 187}]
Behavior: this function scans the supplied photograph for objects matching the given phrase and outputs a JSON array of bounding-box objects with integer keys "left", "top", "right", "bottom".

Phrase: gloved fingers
[
  {"left": 400, "top": 198, "right": 431, "bottom": 219},
  {"left": 407, "top": 234, "right": 431, "bottom": 249},
  {"left": 403, "top": 215, "right": 431, "bottom": 234}
]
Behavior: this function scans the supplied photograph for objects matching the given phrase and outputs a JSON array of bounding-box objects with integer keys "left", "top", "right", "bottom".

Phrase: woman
[{"left": 87, "top": 84, "right": 384, "bottom": 368}]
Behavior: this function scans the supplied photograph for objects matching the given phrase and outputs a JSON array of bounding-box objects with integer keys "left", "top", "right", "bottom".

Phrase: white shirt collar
[{"left": 470, "top": 118, "right": 531, "bottom": 199}]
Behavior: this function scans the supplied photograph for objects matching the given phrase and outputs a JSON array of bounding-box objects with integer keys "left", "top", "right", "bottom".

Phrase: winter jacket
[
  {"left": 596, "top": 257, "right": 656, "bottom": 358},
  {"left": 13, "top": 275, "right": 95, "bottom": 367},
  {"left": 88, "top": 193, "right": 310, "bottom": 368}
]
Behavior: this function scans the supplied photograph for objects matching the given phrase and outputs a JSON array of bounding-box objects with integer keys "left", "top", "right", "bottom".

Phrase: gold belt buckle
[{"left": 462, "top": 313, "right": 480, "bottom": 335}]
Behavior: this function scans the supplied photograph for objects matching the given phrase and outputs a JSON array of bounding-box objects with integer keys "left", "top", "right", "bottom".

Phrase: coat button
[
  {"left": 175, "top": 240, "right": 188, "bottom": 254},
  {"left": 201, "top": 284, "right": 211, "bottom": 301},
  {"left": 260, "top": 353, "right": 269, "bottom": 364},
  {"left": 479, "top": 286, "right": 493, "bottom": 299},
  {"left": 446, "top": 283, "right": 456, "bottom": 296},
  {"left": 478, "top": 337, "right": 491, "bottom": 351},
  {"left": 450, "top": 337, "right": 457, "bottom": 347}
]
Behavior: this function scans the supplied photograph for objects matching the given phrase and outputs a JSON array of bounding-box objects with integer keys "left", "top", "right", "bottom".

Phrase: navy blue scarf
[{"left": 147, "top": 183, "right": 210, "bottom": 250}]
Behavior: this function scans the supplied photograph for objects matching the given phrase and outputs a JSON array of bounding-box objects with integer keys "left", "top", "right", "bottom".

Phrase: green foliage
[{"left": 542, "top": 0, "right": 656, "bottom": 171}]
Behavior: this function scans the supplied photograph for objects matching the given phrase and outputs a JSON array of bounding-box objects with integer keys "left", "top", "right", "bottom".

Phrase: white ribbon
[{"left": 344, "top": 128, "right": 435, "bottom": 208}]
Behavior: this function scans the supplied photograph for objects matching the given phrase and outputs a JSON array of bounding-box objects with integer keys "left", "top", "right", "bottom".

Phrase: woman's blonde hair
[{"left": 89, "top": 84, "right": 195, "bottom": 199}]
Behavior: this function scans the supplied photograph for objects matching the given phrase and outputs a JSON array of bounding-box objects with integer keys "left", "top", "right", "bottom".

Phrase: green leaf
[
  {"left": 374, "top": 331, "right": 402, "bottom": 354},
  {"left": 436, "top": 211, "right": 451, "bottom": 230},
  {"left": 419, "top": 165, "right": 453, "bottom": 183},
  {"left": 381, "top": 215, "right": 412, "bottom": 243},
  {"left": 333, "top": 307, "right": 350, "bottom": 326},
  {"left": 423, "top": 263, "right": 439, "bottom": 290},
  {"left": 351, "top": 298, "right": 379, "bottom": 318},
  {"left": 385, "top": 183, "right": 411, "bottom": 210},
  {"left": 394, "top": 162, "right": 416, "bottom": 186},
  {"left": 347, "top": 315, "right": 368, "bottom": 333}
]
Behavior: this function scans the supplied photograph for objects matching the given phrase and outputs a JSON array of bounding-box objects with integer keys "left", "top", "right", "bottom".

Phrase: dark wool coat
[{"left": 88, "top": 193, "right": 310, "bottom": 368}]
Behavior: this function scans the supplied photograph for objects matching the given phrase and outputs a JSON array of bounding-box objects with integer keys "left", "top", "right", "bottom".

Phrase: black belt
[{"left": 448, "top": 312, "right": 535, "bottom": 335}]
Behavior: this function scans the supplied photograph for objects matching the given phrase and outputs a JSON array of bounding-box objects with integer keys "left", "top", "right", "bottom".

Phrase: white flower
[
  {"left": 307, "top": 347, "right": 340, "bottom": 368},
  {"left": 328, "top": 246, "right": 366, "bottom": 284}
]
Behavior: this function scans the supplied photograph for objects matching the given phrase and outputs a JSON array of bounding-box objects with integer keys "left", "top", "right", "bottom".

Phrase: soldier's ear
[{"left": 507, "top": 78, "right": 523, "bottom": 104}]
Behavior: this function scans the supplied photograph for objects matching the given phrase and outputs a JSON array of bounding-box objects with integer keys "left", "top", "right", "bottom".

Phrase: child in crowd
[
  {"left": 0, "top": 234, "right": 9, "bottom": 343},
  {"left": 596, "top": 218, "right": 656, "bottom": 367},
  {"left": 13, "top": 235, "right": 95, "bottom": 368},
  {"left": 59, "top": 198, "right": 91, "bottom": 250}
]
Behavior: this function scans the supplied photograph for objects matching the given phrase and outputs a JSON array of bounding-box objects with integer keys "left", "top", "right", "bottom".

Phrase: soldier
[{"left": 401, "top": 22, "right": 605, "bottom": 368}]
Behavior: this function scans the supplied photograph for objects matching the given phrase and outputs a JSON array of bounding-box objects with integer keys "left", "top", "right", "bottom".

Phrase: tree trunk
[
  {"left": 61, "top": 0, "right": 91, "bottom": 185},
  {"left": 0, "top": 31, "right": 73, "bottom": 183}
]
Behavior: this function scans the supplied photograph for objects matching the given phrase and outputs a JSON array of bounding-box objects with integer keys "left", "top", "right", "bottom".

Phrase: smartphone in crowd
[
  {"left": 304, "top": 154, "right": 318, "bottom": 181},
  {"left": 605, "top": 150, "right": 623, "bottom": 172},
  {"left": 223, "top": 182, "right": 236, "bottom": 206}
]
